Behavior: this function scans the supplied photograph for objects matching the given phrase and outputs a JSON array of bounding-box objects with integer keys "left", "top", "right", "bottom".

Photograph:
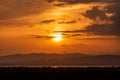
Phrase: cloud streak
[
  {"left": 84, "top": 6, "right": 107, "bottom": 21},
  {"left": 58, "top": 20, "right": 76, "bottom": 24},
  {"left": 32, "top": 35, "right": 54, "bottom": 39},
  {"left": 40, "top": 19, "right": 56, "bottom": 24}
]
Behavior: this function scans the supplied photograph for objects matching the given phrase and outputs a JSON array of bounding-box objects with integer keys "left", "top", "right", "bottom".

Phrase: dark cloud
[
  {"left": 49, "top": 0, "right": 120, "bottom": 36},
  {"left": 54, "top": 3, "right": 64, "bottom": 6},
  {"left": 85, "top": 1, "right": 120, "bottom": 36},
  {"left": 32, "top": 35, "right": 54, "bottom": 39},
  {"left": 63, "top": 33, "right": 82, "bottom": 37},
  {"left": 70, "top": 34, "right": 82, "bottom": 37},
  {"left": 84, "top": 6, "right": 107, "bottom": 21},
  {"left": 54, "top": 21, "right": 120, "bottom": 36},
  {"left": 55, "top": 23, "right": 120, "bottom": 36},
  {"left": 53, "top": 2, "right": 66, "bottom": 6},
  {"left": 47, "top": 0, "right": 101, "bottom": 4},
  {"left": 84, "top": 24, "right": 117, "bottom": 36},
  {"left": 81, "top": 1, "right": 120, "bottom": 36},
  {"left": 58, "top": 20, "right": 76, "bottom": 24},
  {"left": 106, "top": 2, "right": 120, "bottom": 36},
  {"left": 40, "top": 20, "right": 56, "bottom": 24}
]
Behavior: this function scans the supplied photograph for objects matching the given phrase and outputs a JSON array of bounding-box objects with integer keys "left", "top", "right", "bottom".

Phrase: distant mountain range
[{"left": 0, "top": 53, "right": 120, "bottom": 66}]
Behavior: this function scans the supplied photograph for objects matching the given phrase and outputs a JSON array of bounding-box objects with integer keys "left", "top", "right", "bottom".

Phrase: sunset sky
[{"left": 0, "top": 0, "right": 120, "bottom": 56}]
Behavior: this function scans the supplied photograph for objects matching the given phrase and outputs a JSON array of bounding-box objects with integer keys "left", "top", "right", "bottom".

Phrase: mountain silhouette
[{"left": 0, "top": 53, "right": 120, "bottom": 66}]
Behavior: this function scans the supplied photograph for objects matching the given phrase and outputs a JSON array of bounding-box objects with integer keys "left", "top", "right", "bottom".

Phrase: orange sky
[{"left": 0, "top": 0, "right": 120, "bottom": 56}]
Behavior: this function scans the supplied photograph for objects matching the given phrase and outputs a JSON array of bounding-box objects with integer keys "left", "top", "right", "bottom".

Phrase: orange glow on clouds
[{"left": 0, "top": 0, "right": 120, "bottom": 55}]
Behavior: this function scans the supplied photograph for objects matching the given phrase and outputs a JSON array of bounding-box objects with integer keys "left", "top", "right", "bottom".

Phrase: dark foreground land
[{"left": 0, "top": 67, "right": 120, "bottom": 80}]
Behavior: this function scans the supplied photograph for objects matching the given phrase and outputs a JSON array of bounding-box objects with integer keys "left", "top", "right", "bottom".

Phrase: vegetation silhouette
[{"left": 0, "top": 67, "right": 120, "bottom": 80}]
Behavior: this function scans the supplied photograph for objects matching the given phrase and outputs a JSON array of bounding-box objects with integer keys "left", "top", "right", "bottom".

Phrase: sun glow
[{"left": 53, "top": 33, "right": 62, "bottom": 42}]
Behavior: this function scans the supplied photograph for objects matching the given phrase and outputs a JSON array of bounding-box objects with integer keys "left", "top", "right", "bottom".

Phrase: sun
[{"left": 53, "top": 33, "right": 62, "bottom": 42}]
